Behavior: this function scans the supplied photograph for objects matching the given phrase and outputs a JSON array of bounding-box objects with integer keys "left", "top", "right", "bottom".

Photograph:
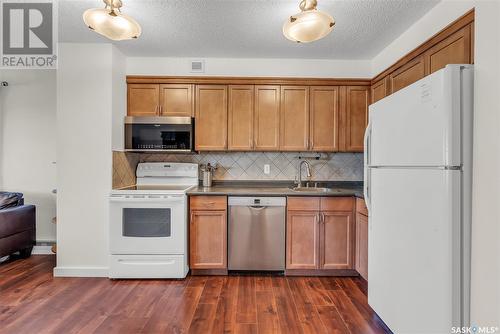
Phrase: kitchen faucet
[{"left": 297, "top": 160, "right": 312, "bottom": 187}]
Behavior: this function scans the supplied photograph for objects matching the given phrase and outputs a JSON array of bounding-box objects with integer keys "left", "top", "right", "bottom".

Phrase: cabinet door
[
  {"left": 340, "top": 86, "right": 369, "bottom": 152},
  {"left": 424, "top": 25, "right": 471, "bottom": 75},
  {"left": 195, "top": 85, "right": 228, "bottom": 151},
  {"left": 280, "top": 86, "right": 309, "bottom": 151},
  {"left": 371, "top": 76, "right": 390, "bottom": 104},
  {"left": 159, "top": 84, "right": 193, "bottom": 117},
  {"left": 286, "top": 210, "right": 320, "bottom": 269},
  {"left": 254, "top": 85, "right": 280, "bottom": 151},
  {"left": 355, "top": 212, "right": 368, "bottom": 280},
  {"left": 127, "top": 84, "right": 159, "bottom": 116},
  {"left": 310, "top": 86, "right": 339, "bottom": 152},
  {"left": 390, "top": 56, "right": 425, "bottom": 94},
  {"left": 189, "top": 210, "right": 227, "bottom": 269},
  {"left": 320, "top": 210, "right": 354, "bottom": 270},
  {"left": 228, "top": 85, "right": 254, "bottom": 151}
]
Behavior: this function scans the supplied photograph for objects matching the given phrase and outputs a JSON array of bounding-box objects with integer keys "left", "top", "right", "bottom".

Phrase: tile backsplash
[
  {"left": 139, "top": 152, "right": 363, "bottom": 182},
  {"left": 113, "top": 151, "right": 140, "bottom": 189}
]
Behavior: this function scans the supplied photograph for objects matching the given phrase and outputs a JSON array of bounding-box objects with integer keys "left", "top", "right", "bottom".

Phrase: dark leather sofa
[{"left": 0, "top": 192, "right": 36, "bottom": 258}]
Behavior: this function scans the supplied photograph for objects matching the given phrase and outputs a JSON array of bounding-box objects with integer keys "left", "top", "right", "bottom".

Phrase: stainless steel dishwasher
[{"left": 228, "top": 197, "right": 286, "bottom": 271}]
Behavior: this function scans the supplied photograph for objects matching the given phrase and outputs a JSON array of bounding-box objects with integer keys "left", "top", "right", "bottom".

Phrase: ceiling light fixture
[
  {"left": 83, "top": 0, "right": 141, "bottom": 41},
  {"left": 283, "top": 0, "right": 335, "bottom": 43}
]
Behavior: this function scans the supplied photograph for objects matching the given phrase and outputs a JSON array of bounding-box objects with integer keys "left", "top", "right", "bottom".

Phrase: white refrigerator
[{"left": 364, "top": 65, "right": 473, "bottom": 334}]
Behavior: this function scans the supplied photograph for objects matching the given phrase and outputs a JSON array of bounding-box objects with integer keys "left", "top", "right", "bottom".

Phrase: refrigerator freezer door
[
  {"left": 368, "top": 168, "right": 463, "bottom": 333},
  {"left": 368, "top": 65, "right": 471, "bottom": 167}
]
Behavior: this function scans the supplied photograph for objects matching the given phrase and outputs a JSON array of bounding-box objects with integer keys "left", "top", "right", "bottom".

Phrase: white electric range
[{"left": 109, "top": 162, "right": 198, "bottom": 279}]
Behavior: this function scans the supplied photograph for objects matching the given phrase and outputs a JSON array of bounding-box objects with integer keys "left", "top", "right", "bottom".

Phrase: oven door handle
[{"left": 109, "top": 196, "right": 184, "bottom": 202}]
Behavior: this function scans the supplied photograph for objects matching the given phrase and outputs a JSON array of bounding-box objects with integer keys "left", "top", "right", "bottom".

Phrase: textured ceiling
[{"left": 58, "top": 0, "right": 439, "bottom": 59}]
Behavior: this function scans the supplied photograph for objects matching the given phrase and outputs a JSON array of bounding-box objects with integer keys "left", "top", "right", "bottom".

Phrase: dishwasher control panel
[{"left": 227, "top": 196, "right": 286, "bottom": 207}]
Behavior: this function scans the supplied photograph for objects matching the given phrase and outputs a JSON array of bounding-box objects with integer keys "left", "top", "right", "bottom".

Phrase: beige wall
[
  {"left": 127, "top": 57, "right": 371, "bottom": 78},
  {"left": 55, "top": 43, "right": 126, "bottom": 277},
  {"left": 0, "top": 70, "right": 57, "bottom": 243},
  {"left": 470, "top": 1, "right": 500, "bottom": 326}
]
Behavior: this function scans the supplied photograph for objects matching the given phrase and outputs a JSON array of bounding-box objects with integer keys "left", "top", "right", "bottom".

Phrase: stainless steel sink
[{"left": 290, "top": 187, "right": 339, "bottom": 193}]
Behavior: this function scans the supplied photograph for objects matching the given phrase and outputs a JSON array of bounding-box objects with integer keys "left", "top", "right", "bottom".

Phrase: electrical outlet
[{"left": 264, "top": 164, "right": 271, "bottom": 175}]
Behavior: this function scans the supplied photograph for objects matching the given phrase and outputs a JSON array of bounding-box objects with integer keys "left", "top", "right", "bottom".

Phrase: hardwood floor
[{"left": 0, "top": 255, "right": 391, "bottom": 334}]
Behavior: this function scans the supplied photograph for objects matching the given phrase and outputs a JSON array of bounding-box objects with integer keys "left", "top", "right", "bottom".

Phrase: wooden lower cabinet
[
  {"left": 321, "top": 210, "right": 354, "bottom": 270},
  {"left": 355, "top": 212, "right": 368, "bottom": 280},
  {"left": 189, "top": 196, "right": 227, "bottom": 270},
  {"left": 286, "top": 196, "right": 356, "bottom": 274},
  {"left": 286, "top": 210, "right": 320, "bottom": 269}
]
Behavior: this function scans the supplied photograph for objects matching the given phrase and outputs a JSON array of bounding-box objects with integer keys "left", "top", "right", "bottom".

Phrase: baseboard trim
[
  {"left": 33, "top": 245, "right": 53, "bottom": 255},
  {"left": 53, "top": 266, "right": 109, "bottom": 277},
  {"left": 190, "top": 268, "right": 228, "bottom": 276},
  {"left": 285, "top": 269, "right": 359, "bottom": 276}
]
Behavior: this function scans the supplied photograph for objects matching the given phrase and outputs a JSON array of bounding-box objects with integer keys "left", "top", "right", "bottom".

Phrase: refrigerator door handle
[{"left": 364, "top": 121, "right": 372, "bottom": 213}]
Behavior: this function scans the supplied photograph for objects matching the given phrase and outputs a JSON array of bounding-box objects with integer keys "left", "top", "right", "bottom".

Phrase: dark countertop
[{"left": 187, "top": 181, "right": 364, "bottom": 198}]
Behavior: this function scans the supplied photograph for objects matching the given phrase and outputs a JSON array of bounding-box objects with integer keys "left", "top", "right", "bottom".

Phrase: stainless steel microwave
[{"left": 124, "top": 116, "right": 194, "bottom": 152}]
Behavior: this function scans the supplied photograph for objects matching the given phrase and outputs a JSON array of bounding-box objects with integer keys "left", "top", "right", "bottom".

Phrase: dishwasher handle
[{"left": 249, "top": 205, "right": 267, "bottom": 210}]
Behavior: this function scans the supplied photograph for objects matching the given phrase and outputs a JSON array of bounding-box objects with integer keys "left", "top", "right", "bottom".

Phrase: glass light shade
[
  {"left": 83, "top": 8, "right": 141, "bottom": 41},
  {"left": 283, "top": 10, "right": 335, "bottom": 43}
]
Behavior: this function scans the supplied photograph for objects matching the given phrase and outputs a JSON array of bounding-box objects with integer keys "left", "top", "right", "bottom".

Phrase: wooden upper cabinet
[
  {"left": 340, "top": 86, "right": 369, "bottom": 152},
  {"left": 195, "top": 85, "right": 228, "bottom": 151},
  {"left": 371, "top": 77, "right": 390, "bottom": 104},
  {"left": 280, "top": 86, "right": 309, "bottom": 151},
  {"left": 310, "top": 86, "right": 339, "bottom": 151},
  {"left": 390, "top": 56, "right": 425, "bottom": 94},
  {"left": 127, "top": 84, "right": 159, "bottom": 116},
  {"left": 286, "top": 210, "right": 320, "bottom": 269},
  {"left": 254, "top": 85, "right": 280, "bottom": 151},
  {"left": 228, "top": 85, "right": 254, "bottom": 151},
  {"left": 320, "top": 210, "right": 354, "bottom": 270},
  {"left": 159, "top": 84, "right": 193, "bottom": 117},
  {"left": 424, "top": 25, "right": 471, "bottom": 75}
]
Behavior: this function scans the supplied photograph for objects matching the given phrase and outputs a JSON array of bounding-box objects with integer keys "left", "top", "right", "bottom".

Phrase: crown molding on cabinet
[{"left": 126, "top": 76, "right": 371, "bottom": 86}]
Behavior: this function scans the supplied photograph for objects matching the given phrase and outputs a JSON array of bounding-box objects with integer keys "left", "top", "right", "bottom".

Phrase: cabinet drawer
[
  {"left": 356, "top": 198, "right": 368, "bottom": 216},
  {"left": 287, "top": 197, "right": 320, "bottom": 211},
  {"left": 109, "top": 255, "right": 187, "bottom": 279},
  {"left": 320, "top": 197, "right": 354, "bottom": 212},
  {"left": 190, "top": 196, "right": 227, "bottom": 210}
]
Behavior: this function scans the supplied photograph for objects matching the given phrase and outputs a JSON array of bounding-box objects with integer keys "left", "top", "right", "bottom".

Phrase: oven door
[{"left": 109, "top": 194, "right": 186, "bottom": 255}]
